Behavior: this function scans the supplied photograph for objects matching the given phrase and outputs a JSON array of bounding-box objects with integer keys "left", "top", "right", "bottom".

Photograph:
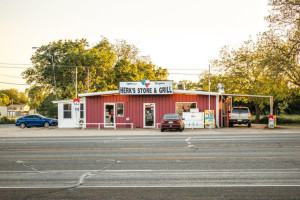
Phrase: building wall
[
  {"left": 86, "top": 94, "right": 219, "bottom": 128},
  {"left": 57, "top": 100, "right": 85, "bottom": 128},
  {"left": 0, "top": 106, "right": 7, "bottom": 117}
]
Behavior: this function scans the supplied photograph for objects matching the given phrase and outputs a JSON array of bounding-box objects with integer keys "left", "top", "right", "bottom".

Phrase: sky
[{"left": 0, "top": 0, "right": 270, "bottom": 92}]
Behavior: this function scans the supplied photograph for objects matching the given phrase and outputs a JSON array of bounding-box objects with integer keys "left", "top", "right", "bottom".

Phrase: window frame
[
  {"left": 63, "top": 103, "right": 72, "bottom": 119},
  {"left": 116, "top": 102, "right": 124, "bottom": 117},
  {"left": 175, "top": 102, "right": 197, "bottom": 116},
  {"left": 80, "top": 103, "right": 84, "bottom": 119}
]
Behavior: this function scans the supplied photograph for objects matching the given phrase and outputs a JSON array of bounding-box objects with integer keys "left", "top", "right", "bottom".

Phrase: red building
[{"left": 79, "top": 84, "right": 221, "bottom": 129}]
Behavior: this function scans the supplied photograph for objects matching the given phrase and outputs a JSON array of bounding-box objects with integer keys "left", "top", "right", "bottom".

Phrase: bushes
[
  {"left": 0, "top": 117, "right": 16, "bottom": 124},
  {"left": 251, "top": 115, "right": 300, "bottom": 125}
]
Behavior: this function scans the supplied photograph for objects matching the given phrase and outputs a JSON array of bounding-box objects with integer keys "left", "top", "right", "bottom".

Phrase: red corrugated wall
[{"left": 86, "top": 94, "right": 219, "bottom": 128}]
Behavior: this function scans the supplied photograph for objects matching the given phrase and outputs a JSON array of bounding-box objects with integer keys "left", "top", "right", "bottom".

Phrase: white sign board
[
  {"left": 182, "top": 112, "right": 204, "bottom": 129},
  {"left": 119, "top": 79, "right": 173, "bottom": 95}
]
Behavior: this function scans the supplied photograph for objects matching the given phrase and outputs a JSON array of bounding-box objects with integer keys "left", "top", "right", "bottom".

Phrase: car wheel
[
  {"left": 20, "top": 123, "right": 26, "bottom": 129},
  {"left": 44, "top": 122, "right": 50, "bottom": 128},
  {"left": 248, "top": 123, "right": 251, "bottom": 128},
  {"left": 161, "top": 128, "right": 164, "bottom": 132}
]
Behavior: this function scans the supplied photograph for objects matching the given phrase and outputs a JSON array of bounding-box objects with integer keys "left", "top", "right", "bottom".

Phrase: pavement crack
[
  {"left": 23, "top": 160, "right": 121, "bottom": 200},
  {"left": 16, "top": 160, "right": 42, "bottom": 173}
]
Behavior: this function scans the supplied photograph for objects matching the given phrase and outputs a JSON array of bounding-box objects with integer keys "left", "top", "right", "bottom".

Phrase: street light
[{"left": 32, "top": 47, "right": 58, "bottom": 99}]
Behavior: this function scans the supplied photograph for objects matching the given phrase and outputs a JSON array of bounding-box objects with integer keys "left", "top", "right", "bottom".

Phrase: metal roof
[
  {"left": 221, "top": 93, "right": 272, "bottom": 98},
  {"left": 78, "top": 90, "right": 219, "bottom": 97}
]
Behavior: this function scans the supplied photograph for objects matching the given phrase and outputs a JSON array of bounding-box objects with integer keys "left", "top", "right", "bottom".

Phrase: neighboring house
[
  {"left": 0, "top": 106, "right": 8, "bottom": 117},
  {"left": 7, "top": 104, "right": 30, "bottom": 117}
]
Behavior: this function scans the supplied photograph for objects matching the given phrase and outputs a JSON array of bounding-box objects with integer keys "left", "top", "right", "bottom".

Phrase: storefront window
[
  {"left": 117, "top": 103, "right": 124, "bottom": 117},
  {"left": 176, "top": 102, "right": 197, "bottom": 116},
  {"left": 63, "top": 104, "right": 72, "bottom": 118},
  {"left": 80, "top": 103, "right": 84, "bottom": 118}
]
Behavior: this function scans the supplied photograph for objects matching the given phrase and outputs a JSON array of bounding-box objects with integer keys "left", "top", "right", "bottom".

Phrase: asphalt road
[{"left": 0, "top": 132, "right": 300, "bottom": 199}]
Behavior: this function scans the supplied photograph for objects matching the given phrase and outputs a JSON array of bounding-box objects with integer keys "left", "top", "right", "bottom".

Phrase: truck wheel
[
  {"left": 248, "top": 123, "right": 251, "bottom": 128},
  {"left": 161, "top": 128, "right": 164, "bottom": 132},
  {"left": 229, "top": 122, "right": 233, "bottom": 127}
]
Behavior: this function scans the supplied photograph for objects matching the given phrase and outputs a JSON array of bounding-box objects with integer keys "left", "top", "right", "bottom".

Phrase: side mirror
[{"left": 182, "top": 118, "right": 185, "bottom": 120}]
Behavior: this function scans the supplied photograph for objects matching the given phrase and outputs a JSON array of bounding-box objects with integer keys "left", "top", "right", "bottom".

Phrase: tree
[
  {"left": 0, "top": 89, "right": 27, "bottom": 105},
  {"left": 264, "top": 0, "right": 300, "bottom": 87},
  {"left": 0, "top": 93, "right": 10, "bottom": 106},
  {"left": 23, "top": 38, "right": 169, "bottom": 100},
  {"left": 38, "top": 94, "right": 57, "bottom": 118}
]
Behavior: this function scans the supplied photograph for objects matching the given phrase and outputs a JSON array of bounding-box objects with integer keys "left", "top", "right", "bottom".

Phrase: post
[
  {"left": 11, "top": 99, "right": 13, "bottom": 117},
  {"left": 208, "top": 65, "right": 211, "bottom": 110},
  {"left": 208, "top": 65, "right": 211, "bottom": 129},
  {"left": 75, "top": 66, "right": 78, "bottom": 99},
  {"left": 87, "top": 67, "right": 89, "bottom": 92},
  {"left": 51, "top": 55, "right": 58, "bottom": 99},
  {"left": 270, "top": 96, "right": 273, "bottom": 116}
]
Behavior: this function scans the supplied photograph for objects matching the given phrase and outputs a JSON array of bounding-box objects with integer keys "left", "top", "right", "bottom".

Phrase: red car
[{"left": 161, "top": 114, "right": 184, "bottom": 132}]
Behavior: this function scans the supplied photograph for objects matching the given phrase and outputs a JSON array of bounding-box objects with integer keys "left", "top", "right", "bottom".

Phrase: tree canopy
[{"left": 23, "top": 38, "right": 168, "bottom": 100}]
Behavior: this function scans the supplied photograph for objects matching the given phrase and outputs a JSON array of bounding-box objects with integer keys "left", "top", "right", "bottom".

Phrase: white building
[
  {"left": 0, "top": 106, "right": 8, "bottom": 117},
  {"left": 52, "top": 99, "right": 85, "bottom": 128}
]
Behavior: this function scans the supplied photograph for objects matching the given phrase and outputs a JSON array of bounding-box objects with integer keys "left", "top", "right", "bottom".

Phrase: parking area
[{"left": 0, "top": 124, "right": 299, "bottom": 137}]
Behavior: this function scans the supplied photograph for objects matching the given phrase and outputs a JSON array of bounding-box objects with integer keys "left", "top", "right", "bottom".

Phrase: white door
[
  {"left": 104, "top": 103, "right": 115, "bottom": 128},
  {"left": 143, "top": 103, "right": 155, "bottom": 128}
]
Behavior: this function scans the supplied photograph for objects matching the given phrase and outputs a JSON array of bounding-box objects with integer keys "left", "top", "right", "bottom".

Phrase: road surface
[{"left": 0, "top": 132, "right": 299, "bottom": 199}]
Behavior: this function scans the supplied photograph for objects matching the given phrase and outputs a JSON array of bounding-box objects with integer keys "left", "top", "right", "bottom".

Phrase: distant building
[
  {"left": 7, "top": 104, "right": 30, "bottom": 117},
  {"left": 0, "top": 106, "right": 8, "bottom": 117}
]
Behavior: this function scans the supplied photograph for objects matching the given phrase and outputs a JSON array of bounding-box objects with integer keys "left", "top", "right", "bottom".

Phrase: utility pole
[
  {"left": 50, "top": 54, "right": 58, "bottom": 99},
  {"left": 208, "top": 65, "right": 211, "bottom": 110},
  {"left": 75, "top": 66, "right": 78, "bottom": 98},
  {"left": 11, "top": 99, "right": 14, "bottom": 117},
  {"left": 87, "top": 67, "right": 89, "bottom": 92}
]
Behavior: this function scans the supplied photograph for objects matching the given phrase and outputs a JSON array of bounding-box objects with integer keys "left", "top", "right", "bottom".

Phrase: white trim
[
  {"left": 104, "top": 103, "right": 116, "bottom": 128},
  {"left": 222, "top": 93, "right": 272, "bottom": 98},
  {"left": 216, "top": 95, "right": 219, "bottom": 128},
  {"left": 175, "top": 102, "right": 198, "bottom": 114},
  {"left": 174, "top": 90, "right": 218, "bottom": 96},
  {"left": 79, "top": 90, "right": 119, "bottom": 97},
  {"left": 143, "top": 103, "right": 156, "bottom": 128},
  {"left": 83, "top": 97, "right": 86, "bottom": 128},
  {"left": 116, "top": 102, "right": 124, "bottom": 117}
]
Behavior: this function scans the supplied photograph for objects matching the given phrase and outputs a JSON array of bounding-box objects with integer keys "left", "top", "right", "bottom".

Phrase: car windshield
[
  {"left": 163, "top": 114, "right": 179, "bottom": 119},
  {"left": 232, "top": 108, "right": 249, "bottom": 113}
]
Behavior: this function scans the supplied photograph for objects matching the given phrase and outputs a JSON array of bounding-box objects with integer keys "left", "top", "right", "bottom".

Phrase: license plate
[
  {"left": 169, "top": 121, "right": 173, "bottom": 124},
  {"left": 170, "top": 125, "right": 172, "bottom": 127},
  {"left": 238, "top": 119, "right": 242, "bottom": 122}
]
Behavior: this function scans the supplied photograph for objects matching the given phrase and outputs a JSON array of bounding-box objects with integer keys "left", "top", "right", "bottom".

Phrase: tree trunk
[{"left": 255, "top": 104, "right": 260, "bottom": 123}]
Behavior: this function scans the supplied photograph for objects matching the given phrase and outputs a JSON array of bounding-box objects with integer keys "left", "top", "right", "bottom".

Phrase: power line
[
  {"left": 0, "top": 66, "right": 29, "bottom": 69},
  {"left": 0, "top": 74, "right": 23, "bottom": 78},
  {"left": 0, "top": 63, "right": 32, "bottom": 66},
  {"left": 0, "top": 81, "right": 31, "bottom": 86}
]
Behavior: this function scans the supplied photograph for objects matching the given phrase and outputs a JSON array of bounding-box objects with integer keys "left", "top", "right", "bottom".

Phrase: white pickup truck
[{"left": 229, "top": 107, "right": 251, "bottom": 128}]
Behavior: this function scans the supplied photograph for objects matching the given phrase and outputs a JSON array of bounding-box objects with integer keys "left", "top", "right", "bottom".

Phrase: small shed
[{"left": 52, "top": 99, "right": 85, "bottom": 128}]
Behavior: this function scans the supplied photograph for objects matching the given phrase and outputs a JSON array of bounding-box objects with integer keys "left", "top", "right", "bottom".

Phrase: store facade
[{"left": 78, "top": 80, "right": 221, "bottom": 129}]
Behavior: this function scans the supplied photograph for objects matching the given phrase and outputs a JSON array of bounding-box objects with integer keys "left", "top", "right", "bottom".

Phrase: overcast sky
[{"left": 0, "top": 0, "right": 270, "bottom": 91}]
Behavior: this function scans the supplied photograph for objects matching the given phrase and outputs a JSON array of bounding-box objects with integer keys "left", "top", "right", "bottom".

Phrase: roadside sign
[
  {"left": 205, "top": 110, "right": 215, "bottom": 124},
  {"left": 73, "top": 99, "right": 80, "bottom": 112}
]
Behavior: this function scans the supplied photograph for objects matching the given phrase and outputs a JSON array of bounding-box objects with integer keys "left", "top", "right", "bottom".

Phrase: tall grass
[{"left": 251, "top": 115, "right": 300, "bottom": 126}]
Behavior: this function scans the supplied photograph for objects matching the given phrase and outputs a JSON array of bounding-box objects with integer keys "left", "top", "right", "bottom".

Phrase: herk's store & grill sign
[{"left": 119, "top": 79, "right": 173, "bottom": 95}]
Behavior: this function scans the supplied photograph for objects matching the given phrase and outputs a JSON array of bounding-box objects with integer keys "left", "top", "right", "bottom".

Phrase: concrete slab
[{"left": 0, "top": 124, "right": 299, "bottom": 137}]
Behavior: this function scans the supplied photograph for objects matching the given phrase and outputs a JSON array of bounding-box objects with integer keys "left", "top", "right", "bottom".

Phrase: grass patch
[
  {"left": 0, "top": 117, "right": 16, "bottom": 124},
  {"left": 251, "top": 115, "right": 300, "bottom": 126}
]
